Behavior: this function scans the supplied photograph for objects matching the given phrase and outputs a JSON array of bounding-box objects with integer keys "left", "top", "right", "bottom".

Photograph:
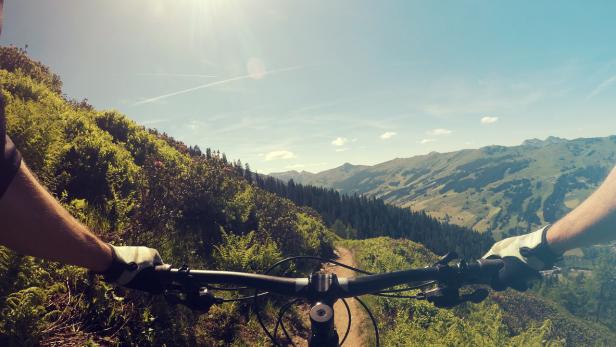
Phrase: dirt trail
[{"left": 323, "top": 247, "right": 367, "bottom": 347}]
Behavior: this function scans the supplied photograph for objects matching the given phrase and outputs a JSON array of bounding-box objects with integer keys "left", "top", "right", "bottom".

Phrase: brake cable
[
  {"left": 254, "top": 255, "right": 380, "bottom": 346},
  {"left": 254, "top": 255, "right": 372, "bottom": 346}
]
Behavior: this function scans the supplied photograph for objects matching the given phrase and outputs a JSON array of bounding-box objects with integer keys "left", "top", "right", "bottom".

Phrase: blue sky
[{"left": 3, "top": 1, "right": 616, "bottom": 173}]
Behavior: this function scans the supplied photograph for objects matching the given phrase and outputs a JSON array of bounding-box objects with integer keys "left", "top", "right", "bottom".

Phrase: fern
[{"left": 213, "top": 229, "right": 282, "bottom": 272}]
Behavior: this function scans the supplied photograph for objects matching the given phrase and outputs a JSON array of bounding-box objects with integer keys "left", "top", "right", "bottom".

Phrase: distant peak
[
  {"left": 545, "top": 136, "right": 566, "bottom": 144},
  {"left": 522, "top": 136, "right": 566, "bottom": 148},
  {"left": 521, "top": 138, "right": 543, "bottom": 147}
]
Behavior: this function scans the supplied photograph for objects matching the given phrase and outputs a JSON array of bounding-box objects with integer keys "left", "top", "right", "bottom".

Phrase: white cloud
[
  {"left": 187, "top": 120, "right": 206, "bottom": 131},
  {"left": 335, "top": 148, "right": 349, "bottom": 152},
  {"left": 480, "top": 116, "right": 499, "bottom": 125},
  {"left": 331, "top": 137, "right": 348, "bottom": 146},
  {"left": 380, "top": 131, "right": 397, "bottom": 140},
  {"left": 140, "top": 119, "right": 169, "bottom": 125},
  {"left": 420, "top": 139, "right": 436, "bottom": 144},
  {"left": 265, "top": 150, "right": 296, "bottom": 161},
  {"left": 426, "top": 128, "right": 452, "bottom": 136}
]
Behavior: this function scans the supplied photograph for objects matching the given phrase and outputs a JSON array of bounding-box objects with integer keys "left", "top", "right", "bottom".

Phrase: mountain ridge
[
  {"left": 272, "top": 135, "right": 616, "bottom": 237},
  {"left": 272, "top": 136, "right": 579, "bottom": 177}
]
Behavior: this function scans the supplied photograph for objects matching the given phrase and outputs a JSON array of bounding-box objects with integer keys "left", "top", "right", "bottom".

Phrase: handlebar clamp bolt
[{"left": 309, "top": 303, "right": 333, "bottom": 323}]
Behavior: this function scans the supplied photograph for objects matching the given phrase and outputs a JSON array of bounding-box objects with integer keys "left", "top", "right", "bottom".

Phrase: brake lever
[
  {"left": 422, "top": 253, "right": 491, "bottom": 308},
  {"left": 164, "top": 287, "right": 222, "bottom": 312},
  {"left": 421, "top": 286, "right": 489, "bottom": 308},
  {"left": 433, "top": 252, "right": 459, "bottom": 267},
  {"left": 162, "top": 265, "right": 223, "bottom": 312}
]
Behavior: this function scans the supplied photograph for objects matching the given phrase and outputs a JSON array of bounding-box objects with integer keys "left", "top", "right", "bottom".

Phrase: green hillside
[
  {"left": 340, "top": 237, "right": 616, "bottom": 346},
  {"left": 0, "top": 46, "right": 334, "bottom": 346},
  {"left": 273, "top": 138, "right": 616, "bottom": 238}
]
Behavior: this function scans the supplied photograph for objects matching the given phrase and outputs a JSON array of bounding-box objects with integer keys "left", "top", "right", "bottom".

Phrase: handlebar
[
  {"left": 154, "top": 257, "right": 504, "bottom": 300},
  {"left": 155, "top": 265, "right": 300, "bottom": 294},
  {"left": 151, "top": 255, "right": 504, "bottom": 347},
  {"left": 344, "top": 258, "right": 503, "bottom": 297}
]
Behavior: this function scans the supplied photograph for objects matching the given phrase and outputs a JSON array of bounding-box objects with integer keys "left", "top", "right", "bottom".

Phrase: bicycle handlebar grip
[
  {"left": 155, "top": 264, "right": 172, "bottom": 272},
  {"left": 476, "top": 258, "right": 505, "bottom": 273},
  {"left": 466, "top": 258, "right": 504, "bottom": 285},
  {"left": 489, "top": 256, "right": 541, "bottom": 291}
]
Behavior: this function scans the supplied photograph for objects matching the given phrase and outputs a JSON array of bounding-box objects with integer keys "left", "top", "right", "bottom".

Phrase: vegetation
[
  {"left": 533, "top": 247, "right": 616, "bottom": 332},
  {"left": 256, "top": 175, "right": 494, "bottom": 258},
  {"left": 341, "top": 237, "right": 616, "bottom": 346},
  {"left": 0, "top": 46, "right": 334, "bottom": 346}
]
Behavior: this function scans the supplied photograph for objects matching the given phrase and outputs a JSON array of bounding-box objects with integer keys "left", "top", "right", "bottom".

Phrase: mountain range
[{"left": 272, "top": 135, "right": 616, "bottom": 237}]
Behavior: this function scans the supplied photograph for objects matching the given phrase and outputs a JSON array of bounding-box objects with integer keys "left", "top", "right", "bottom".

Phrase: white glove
[
  {"left": 483, "top": 225, "right": 560, "bottom": 271},
  {"left": 101, "top": 244, "right": 164, "bottom": 292},
  {"left": 483, "top": 226, "right": 561, "bottom": 291}
]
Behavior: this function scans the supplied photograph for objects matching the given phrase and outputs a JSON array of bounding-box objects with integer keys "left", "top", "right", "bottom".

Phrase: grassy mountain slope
[
  {"left": 0, "top": 46, "right": 334, "bottom": 346},
  {"left": 341, "top": 237, "right": 616, "bottom": 346},
  {"left": 273, "top": 137, "right": 616, "bottom": 237}
]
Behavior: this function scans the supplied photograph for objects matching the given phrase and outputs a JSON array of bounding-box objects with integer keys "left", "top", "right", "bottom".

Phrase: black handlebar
[
  {"left": 154, "top": 258, "right": 504, "bottom": 299},
  {"left": 344, "top": 258, "right": 503, "bottom": 297},
  {"left": 151, "top": 256, "right": 504, "bottom": 347},
  {"left": 155, "top": 265, "right": 300, "bottom": 295}
]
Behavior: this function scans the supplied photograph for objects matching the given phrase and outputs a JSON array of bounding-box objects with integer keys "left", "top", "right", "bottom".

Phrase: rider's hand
[
  {"left": 483, "top": 226, "right": 561, "bottom": 291},
  {"left": 100, "top": 244, "right": 165, "bottom": 293}
]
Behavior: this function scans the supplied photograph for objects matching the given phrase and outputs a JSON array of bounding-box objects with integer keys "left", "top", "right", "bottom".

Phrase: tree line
[
  {"left": 178, "top": 147, "right": 494, "bottom": 258},
  {"left": 249, "top": 172, "right": 494, "bottom": 259}
]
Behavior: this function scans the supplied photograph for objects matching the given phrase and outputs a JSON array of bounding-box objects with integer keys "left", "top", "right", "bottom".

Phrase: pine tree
[{"left": 244, "top": 163, "right": 253, "bottom": 183}]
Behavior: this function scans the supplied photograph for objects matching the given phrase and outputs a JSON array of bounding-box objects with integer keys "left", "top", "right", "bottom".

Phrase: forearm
[
  {"left": 0, "top": 164, "right": 112, "bottom": 271},
  {"left": 547, "top": 165, "right": 616, "bottom": 253}
]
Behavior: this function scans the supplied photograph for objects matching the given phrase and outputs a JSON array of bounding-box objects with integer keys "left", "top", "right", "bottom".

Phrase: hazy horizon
[
  {"left": 270, "top": 133, "right": 605, "bottom": 175},
  {"left": 4, "top": 1, "right": 616, "bottom": 174}
]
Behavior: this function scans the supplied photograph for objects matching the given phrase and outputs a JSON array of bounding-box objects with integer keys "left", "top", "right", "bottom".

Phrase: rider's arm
[
  {"left": 485, "top": 164, "right": 616, "bottom": 290},
  {"left": 0, "top": 95, "right": 112, "bottom": 271},
  {"left": 0, "top": 163, "right": 113, "bottom": 271},
  {"left": 547, "top": 165, "right": 616, "bottom": 253},
  {"left": 0, "top": 101, "right": 161, "bottom": 288},
  {"left": 0, "top": 163, "right": 163, "bottom": 288}
]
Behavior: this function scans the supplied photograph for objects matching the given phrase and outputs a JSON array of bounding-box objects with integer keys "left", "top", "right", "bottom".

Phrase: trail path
[{"left": 323, "top": 247, "right": 367, "bottom": 347}]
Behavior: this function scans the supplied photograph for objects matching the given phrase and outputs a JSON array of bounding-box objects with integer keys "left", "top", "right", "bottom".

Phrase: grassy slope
[
  {"left": 340, "top": 237, "right": 615, "bottom": 346},
  {"left": 0, "top": 47, "right": 334, "bottom": 346},
  {"left": 273, "top": 138, "right": 616, "bottom": 237}
]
